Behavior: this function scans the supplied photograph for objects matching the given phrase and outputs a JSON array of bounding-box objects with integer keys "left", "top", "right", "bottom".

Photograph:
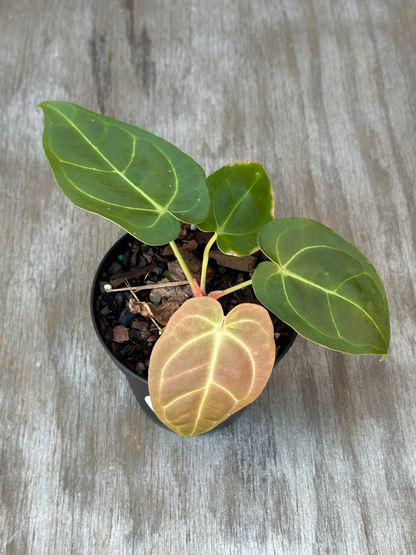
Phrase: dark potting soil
[{"left": 95, "top": 224, "right": 294, "bottom": 380}]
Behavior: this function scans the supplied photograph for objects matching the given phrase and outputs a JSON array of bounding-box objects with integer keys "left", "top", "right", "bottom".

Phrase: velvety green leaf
[
  {"left": 40, "top": 101, "right": 209, "bottom": 245},
  {"left": 198, "top": 162, "right": 274, "bottom": 255},
  {"left": 148, "top": 297, "right": 275, "bottom": 437},
  {"left": 252, "top": 218, "right": 390, "bottom": 356}
]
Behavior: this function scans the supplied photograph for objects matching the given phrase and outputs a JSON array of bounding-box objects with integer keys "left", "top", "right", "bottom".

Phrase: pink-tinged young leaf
[{"left": 148, "top": 297, "right": 276, "bottom": 437}]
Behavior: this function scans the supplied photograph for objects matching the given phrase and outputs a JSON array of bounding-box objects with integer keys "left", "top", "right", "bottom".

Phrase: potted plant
[{"left": 40, "top": 101, "right": 390, "bottom": 437}]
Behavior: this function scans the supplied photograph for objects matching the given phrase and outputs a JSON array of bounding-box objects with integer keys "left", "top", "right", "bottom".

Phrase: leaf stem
[
  {"left": 214, "top": 279, "right": 253, "bottom": 299},
  {"left": 200, "top": 232, "right": 218, "bottom": 294},
  {"left": 169, "top": 240, "right": 198, "bottom": 295}
]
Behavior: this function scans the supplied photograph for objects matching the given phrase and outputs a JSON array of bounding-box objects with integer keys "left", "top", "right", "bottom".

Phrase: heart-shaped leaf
[
  {"left": 148, "top": 297, "right": 275, "bottom": 437},
  {"left": 198, "top": 162, "right": 274, "bottom": 255},
  {"left": 40, "top": 101, "right": 209, "bottom": 245},
  {"left": 252, "top": 218, "right": 390, "bottom": 356}
]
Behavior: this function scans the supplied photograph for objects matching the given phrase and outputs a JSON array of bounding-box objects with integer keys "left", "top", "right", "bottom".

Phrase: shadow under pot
[{"left": 90, "top": 233, "right": 297, "bottom": 434}]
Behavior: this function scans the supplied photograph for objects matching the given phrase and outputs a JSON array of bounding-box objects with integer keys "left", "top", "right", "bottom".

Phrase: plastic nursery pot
[{"left": 91, "top": 234, "right": 297, "bottom": 434}]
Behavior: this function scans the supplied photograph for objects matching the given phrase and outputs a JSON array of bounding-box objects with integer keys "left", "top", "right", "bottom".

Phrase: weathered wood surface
[{"left": 1, "top": 0, "right": 415, "bottom": 553}]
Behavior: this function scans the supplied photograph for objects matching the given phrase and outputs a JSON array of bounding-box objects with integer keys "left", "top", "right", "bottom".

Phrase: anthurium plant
[{"left": 40, "top": 101, "right": 390, "bottom": 437}]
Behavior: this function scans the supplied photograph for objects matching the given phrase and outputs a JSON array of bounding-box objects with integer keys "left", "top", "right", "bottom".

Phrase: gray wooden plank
[{"left": 1, "top": 0, "right": 415, "bottom": 553}]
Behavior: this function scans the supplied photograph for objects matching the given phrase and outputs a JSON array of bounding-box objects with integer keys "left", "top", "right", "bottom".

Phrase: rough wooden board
[{"left": 1, "top": 0, "right": 415, "bottom": 553}]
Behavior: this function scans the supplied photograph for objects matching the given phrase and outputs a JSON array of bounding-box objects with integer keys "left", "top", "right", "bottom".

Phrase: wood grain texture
[{"left": 1, "top": 0, "right": 415, "bottom": 553}]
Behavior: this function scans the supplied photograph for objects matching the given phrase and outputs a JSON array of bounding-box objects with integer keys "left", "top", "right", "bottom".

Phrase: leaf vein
[
  {"left": 58, "top": 159, "right": 117, "bottom": 173},
  {"left": 211, "top": 382, "right": 238, "bottom": 403},
  {"left": 60, "top": 168, "right": 160, "bottom": 212},
  {"left": 280, "top": 274, "right": 323, "bottom": 335},
  {"left": 283, "top": 245, "right": 360, "bottom": 269},
  {"left": 163, "top": 388, "right": 206, "bottom": 410},
  {"left": 160, "top": 330, "right": 217, "bottom": 386},
  {"left": 164, "top": 363, "right": 209, "bottom": 382},
  {"left": 327, "top": 293, "right": 342, "bottom": 339},
  {"left": 190, "top": 331, "right": 222, "bottom": 435},
  {"left": 280, "top": 267, "right": 386, "bottom": 344},
  {"left": 217, "top": 172, "right": 263, "bottom": 234},
  {"left": 47, "top": 105, "right": 165, "bottom": 213},
  {"left": 122, "top": 136, "right": 136, "bottom": 173},
  {"left": 334, "top": 272, "right": 370, "bottom": 292}
]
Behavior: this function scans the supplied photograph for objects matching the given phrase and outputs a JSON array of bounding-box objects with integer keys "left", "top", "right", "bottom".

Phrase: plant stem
[
  {"left": 200, "top": 232, "right": 218, "bottom": 294},
  {"left": 214, "top": 279, "right": 253, "bottom": 299},
  {"left": 169, "top": 240, "right": 197, "bottom": 294}
]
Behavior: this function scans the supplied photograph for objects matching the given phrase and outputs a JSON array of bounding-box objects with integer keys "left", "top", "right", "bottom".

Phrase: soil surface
[{"left": 94, "top": 224, "right": 294, "bottom": 380}]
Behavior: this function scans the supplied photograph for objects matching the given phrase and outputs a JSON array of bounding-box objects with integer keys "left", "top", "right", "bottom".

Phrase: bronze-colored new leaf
[{"left": 148, "top": 297, "right": 276, "bottom": 437}]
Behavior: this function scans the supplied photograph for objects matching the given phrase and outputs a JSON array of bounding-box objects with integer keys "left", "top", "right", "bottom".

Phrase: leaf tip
[
  {"left": 379, "top": 353, "right": 388, "bottom": 362},
  {"left": 37, "top": 100, "right": 50, "bottom": 112}
]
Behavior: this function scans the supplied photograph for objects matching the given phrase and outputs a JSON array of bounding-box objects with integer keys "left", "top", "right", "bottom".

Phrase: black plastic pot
[{"left": 91, "top": 234, "right": 297, "bottom": 433}]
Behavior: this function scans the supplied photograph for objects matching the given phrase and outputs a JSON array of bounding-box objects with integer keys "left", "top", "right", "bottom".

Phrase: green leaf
[
  {"left": 198, "top": 162, "right": 274, "bottom": 256},
  {"left": 252, "top": 218, "right": 390, "bottom": 356},
  {"left": 148, "top": 297, "right": 276, "bottom": 437},
  {"left": 40, "top": 101, "right": 209, "bottom": 245}
]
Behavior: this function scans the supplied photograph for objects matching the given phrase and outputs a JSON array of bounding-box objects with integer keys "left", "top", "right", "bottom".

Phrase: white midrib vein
[
  {"left": 190, "top": 329, "right": 222, "bottom": 436},
  {"left": 215, "top": 172, "right": 263, "bottom": 234},
  {"left": 48, "top": 105, "right": 165, "bottom": 213},
  {"left": 62, "top": 169, "right": 161, "bottom": 213},
  {"left": 160, "top": 329, "right": 217, "bottom": 385},
  {"left": 276, "top": 266, "right": 386, "bottom": 343}
]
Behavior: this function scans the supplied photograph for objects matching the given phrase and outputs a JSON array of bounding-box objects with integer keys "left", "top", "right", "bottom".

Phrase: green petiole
[
  {"left": 213, "top": 279, "right": 253, "bottom": 299},
  {"left": 200, "top": 232, "right": 218, "bottom": 294},
  {"left": 169, "top": 240, "right": 198, "bottom": 295}
]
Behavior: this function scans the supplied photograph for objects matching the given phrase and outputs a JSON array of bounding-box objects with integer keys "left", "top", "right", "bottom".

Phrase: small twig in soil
[
  {"left": 125, "top": 279, "right": 139, "bottom": 301},
  {"left": 152, "top": 319, "right": 162, "bottom": 332},
  {"left": 124, "top": 279, "right": 162, "bottom": 332},
  {"left": 105, "top": 280, "right": 189, "bottom": 293}
]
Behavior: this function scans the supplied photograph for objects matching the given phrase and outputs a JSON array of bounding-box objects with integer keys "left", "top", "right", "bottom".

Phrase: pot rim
[{"left": 90, "top": 233, "right": 297, "bottom": 383}]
